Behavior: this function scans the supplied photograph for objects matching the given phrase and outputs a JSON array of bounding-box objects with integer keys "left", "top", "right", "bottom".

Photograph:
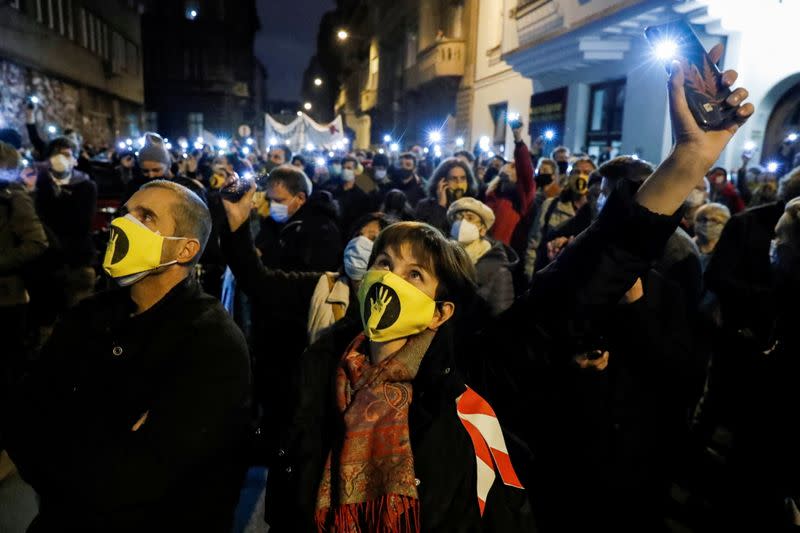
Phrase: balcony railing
[{"left": 405, "top": 38, "right": 465, "bottom": 90}]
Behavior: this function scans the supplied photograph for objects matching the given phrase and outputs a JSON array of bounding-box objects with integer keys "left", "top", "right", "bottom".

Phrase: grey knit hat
[{"left": 139, "top": 132, "right": 172, "bottom": 167}]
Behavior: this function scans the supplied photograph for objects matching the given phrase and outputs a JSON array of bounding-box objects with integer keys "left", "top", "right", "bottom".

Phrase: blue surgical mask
[
  {"left": 343, "top": 235, "right": 373, "bottom": 281},
  {"left": 342, "top": 168, "right": 356, "bottom": 182},
  {"left": 270, "top": 202, "right": 290, "bottom": 223}
]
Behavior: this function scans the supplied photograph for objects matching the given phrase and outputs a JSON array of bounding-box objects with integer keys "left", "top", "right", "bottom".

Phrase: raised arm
[
  {"left": 513, "top": 126, "right": 536, "bottom": 216},
  {"left": 635, "top": 44, "right": 753, "bottom": 215}
]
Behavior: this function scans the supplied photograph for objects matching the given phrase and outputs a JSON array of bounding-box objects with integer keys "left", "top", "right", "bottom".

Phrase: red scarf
[{"left": 315, "top": 331, "right": 434, "bottom": 532}]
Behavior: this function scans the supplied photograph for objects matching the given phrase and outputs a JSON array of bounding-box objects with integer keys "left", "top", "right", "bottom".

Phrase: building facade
[
  {"left": 0, "top": 0, "right": 145, "bottom": 147},
  {"left": 140, "top": 0, "right": 266, "bottom": 142},
  {"left": 503, "top": 0, "right": 800, "bottom": 170}
]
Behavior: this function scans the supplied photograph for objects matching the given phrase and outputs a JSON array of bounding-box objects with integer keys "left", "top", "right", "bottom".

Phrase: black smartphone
[{"left": 644, "top": 20, "right": 735, "bottom": 130}]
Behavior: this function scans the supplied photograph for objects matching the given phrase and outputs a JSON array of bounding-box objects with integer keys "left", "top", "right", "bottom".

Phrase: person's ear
[
  {"left": 428, "top": 301, "right": 455, "bottom": 330},
  {"left": 479, "top": 225, "right": 487, "bottom": 238},
  {"left": 175, "top": 238, "right": 202, "bottom": 265},
  {"left": 296, "top": 192, "right": 308, "bottom": 206}
]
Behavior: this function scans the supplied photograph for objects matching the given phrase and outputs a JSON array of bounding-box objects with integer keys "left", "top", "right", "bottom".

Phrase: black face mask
[
  {"left": 395, "top": 168, "right": 414, "bottom": 182},
  {"left": 557, "top": 161, "right": 569, "bottom": 175},
  {"left": 535, "top": 173, "right": 553, "bottom": 188},
  {"left": 484, "top": 166, "right": 499, "bottom": 183}
]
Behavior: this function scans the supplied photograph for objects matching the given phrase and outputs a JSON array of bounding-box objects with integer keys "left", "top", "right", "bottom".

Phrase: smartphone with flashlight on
[
  {"left": 507, "top": 112, "right": 523, "bottom": 131},
  {"left": 644, "top": 20, "right": 735, "bottom": 130}
]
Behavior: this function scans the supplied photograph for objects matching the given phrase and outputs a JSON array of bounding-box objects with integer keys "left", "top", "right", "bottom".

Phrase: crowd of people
[{"left": 1, "top": 48, "right": 800, "bottom": 533}]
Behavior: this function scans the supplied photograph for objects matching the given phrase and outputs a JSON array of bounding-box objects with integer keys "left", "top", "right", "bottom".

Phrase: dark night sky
[{"left": 255, "top": 0, "right": 335, "bottom": 102}]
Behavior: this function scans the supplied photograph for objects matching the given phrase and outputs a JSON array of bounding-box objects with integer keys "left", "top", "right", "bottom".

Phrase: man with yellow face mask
[{"left": 4, "top": 180, "right": 251, "bottom": 533}]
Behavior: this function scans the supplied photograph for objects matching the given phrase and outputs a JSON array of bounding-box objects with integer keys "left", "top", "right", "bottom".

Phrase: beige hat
[
  {"left": 0, "top": 141, "right": 20, "bottom": 170},
  {"left": 447, "top": 197, "right": 496, "bottom": 229}
]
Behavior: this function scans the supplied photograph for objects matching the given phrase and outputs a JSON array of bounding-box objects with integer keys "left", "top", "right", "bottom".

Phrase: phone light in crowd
[
  {"left": 433, "top": 145, "right": 442, "bottom": 157},
  {"left": 314, "top": 78, "right": 323, "bottom": 87},
  {"left": 423, "top": 147, "right": 429, "bottom": 154},
  {"left": 246, "top": 137, "right": 254, "bottom": 146},
  {"left": 21, "top": 159, "right": 29, "bottom": 168},
  {"left": 378, "top": 148, "right": 385, "bottom": 154},
  {"left": 125, "top": 138, "right": 133, "bottom": 146},
  {"left": 165, "top": 142, "right": 172, "bottom": 150},
  {"left": 269, "top": 137, "right": 278, "bottom": 146},
  {"left": 487, "top": 151, "right": 495, "bottom": 158},
  {"left": 186, "top": 9, "right": 198, "bottom": 20},
  {"left": 47, "top": 125, "right": 57, "bottom": 134},
  {"left": 328, "top": 151, "right": 335, "bottom": 157},
  {"left": 544, "top": 129, "right": 555, "bottom": 141},
  {"left": 787, "top": 133, "right": 799, "bottom": 142},
  {"left": 217, "top": 139, "right": 229, "bottom": 150},
  {"left": 118, "top": 141, "right": 126, "bottom": 150},
  {"left": 390, "top": 143, "right": 399, "bottom": 152},
  {"left": 303, "top": 102, "right": 312, "bottom": 111},
  {"left": 315, "top": 157, "right": 326, "bottom": 167},
  {"left": 179, "top": 139, "right": 189, "bottom": 150},
  {"left": 744, "top": 140, "right": 757, "bottom": 151},
  {"left": 653, "top": 39, "right": 678, "bottom": 61},
  {"left": 137, "top": 137, "right": 146, "bottom": 148},
  {"left": 428, "top": 130, "right": 442, "bottom": 144},
  {"left": 217, "top": 150, "right": 225, "bottom": 156},
  {"left": 337, "top": 29, "right": 349, "bottom": 41},
  {"left": 632, "top": 154, "right": 640, "bottom": 160},
  {"left": 30, "top": 96, "right": 39, "bottom": 104},
  {"left": 507, "top": 112, "right": 520, "bottom": 122},
  {"left": 242, "top": 146, "right": 250, "bottom": 155},
  {"left": 479, "top": 136, "right": 491, "bottom": 152},
  {"left": 499, "top": 145, "right": 505, "bottom": 153},
  {"left": 306, "top": 142, "right": 315, "bottom": 151},
  {"left": 297, "top": 111, "right": 303, "bottom": 117},
  {"left": 767, "top": 161, "right": 779, "bottom": 173},
  {"left": 455, "top": 137, "right": 464, "bottom": 147},
  {"left": 383, "top": 134, "right": 392, "bottom": 143},
  {"left": 135, "top": 151, "right": 139, "bottom": 157}
]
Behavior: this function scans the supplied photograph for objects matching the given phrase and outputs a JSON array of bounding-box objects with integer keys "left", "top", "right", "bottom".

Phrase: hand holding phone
[{"left": 645, "top": 21, "right": 735, "bottom": 130}]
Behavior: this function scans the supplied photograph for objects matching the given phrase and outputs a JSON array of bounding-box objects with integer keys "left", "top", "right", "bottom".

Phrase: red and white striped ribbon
[{"left": 456, "top": 386, "right": 524, "bottom": 516}]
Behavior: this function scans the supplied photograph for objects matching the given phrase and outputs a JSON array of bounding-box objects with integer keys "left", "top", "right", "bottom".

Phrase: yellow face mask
[
  {"left": 103, "top": 214, "right": 186, "bottom": 286},
  {"left": 357, "top": 270, "right": 437, "bottom": 342}
]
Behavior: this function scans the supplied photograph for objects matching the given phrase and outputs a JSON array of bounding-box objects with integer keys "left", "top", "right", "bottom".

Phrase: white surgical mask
[
  {"left": 342, "top": 168, "right": 356, "bottom": 182},
  {"left": 695, "top": 220, "right": 724, "bottom": 243},
  {"left": 330, "top": 164, "right": 342, "bottom": 176},
  {"left": 50, "top": 154, "right": 75, "bottom": 175},
  {"left": 343, "top": 235, "right": 374, "bottom": 281},
  {"left": 374, "top": 169, "right": 387, "bottom": 180},
  {"left": 450, "top": 219, "right": 481, "bottom": 244},
  {"left": 270, "top": 202, "right": 290, "bottom": 223}
]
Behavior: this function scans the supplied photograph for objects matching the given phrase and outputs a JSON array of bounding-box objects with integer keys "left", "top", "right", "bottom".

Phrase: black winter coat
[
  {"left": 255, "top": 196, "right": 342, "bottom": 272},
  {"left": 3, "top": 279, "right": 251, "bottom": 533},
  {"left": 475, "top": 239, "right": 518, "bottom": 316},
  {"left": 263, "top": 188, "right": 679, "bottom": 532}
]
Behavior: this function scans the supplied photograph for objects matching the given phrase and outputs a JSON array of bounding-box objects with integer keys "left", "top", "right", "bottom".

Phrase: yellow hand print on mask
[
  {"left": 357, "top": 270, "right": 437, "bottom": 342},
  {"left": 367, "top": 286, "right": 393, "bottom": 331}
]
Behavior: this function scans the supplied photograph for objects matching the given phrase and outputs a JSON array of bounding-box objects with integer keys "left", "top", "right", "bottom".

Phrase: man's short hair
[
  {"left": 454, "top": 150, "right": 475, "bottom": 164},
  {"left": 551, "top": 146, "right": 570, "bottom": 159},
  {"left": 48, "top": 136, "right": 77, "bottom": 157},
  {"left": 779, "top": 166, "right": 800, "bottom": 203},
  {"left": 291, "top": 154, "right": 306, "bottom": 166},
  {"left": 342, "top": 155, "right": 358, "bottom": 167},
  {"left": 266, "top": 165, "right": 312, "bottom": 197},
  {"left": 139, "top": 180, "right": 212, "bottom": 265},
  {"left": 272, "top": 144, "right": 292, "bottom": 162},
  {"left": 597, "top": 156, "right": 655, "bottom": 186},
  {"left": 399, "top": 152, "right": 417, "bottom": 166}
]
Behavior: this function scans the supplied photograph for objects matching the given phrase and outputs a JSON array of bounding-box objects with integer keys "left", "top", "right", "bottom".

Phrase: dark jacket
[
  {"left": 34, "top": 168, "right": 97, "bottom": 267},
  {"left": 704, "top": 201, "right": 784, "bottom": 338},
  {"left": 383, "top": 172, "right": 427, "bottom": 207},
  {"left": 255, "top": 193, "right": 342, "bottom": 272},
  {"left": 3, "top": 279, "right": 251, "bottom": 533},
  {"left": 414, "top": 197, "right": 449, "bottom": 233},
  {"left": 475, "top": 239, "right": 518, "bottom": 316},
  {"left": 263, "top": 187, "right": 679, "bottom": 532},
  {"left": 0, "top": 182, "right": 48, "bottom": 306},
  {"left": 333, "top": 183, "right": 371, "bottom": 236}
]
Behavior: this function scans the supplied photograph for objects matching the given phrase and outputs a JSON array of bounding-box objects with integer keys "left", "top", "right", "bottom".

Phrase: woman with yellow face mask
[{"left": 260, "top": 52, "right": 754, "bottom": 532}]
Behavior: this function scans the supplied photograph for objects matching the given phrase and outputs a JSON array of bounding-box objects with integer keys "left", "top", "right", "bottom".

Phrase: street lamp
[
  {"left": 303, "top": 102, "right": 312, "bottom": 111},
  {"left": 314, "top": 78, "right": 323, "bottom": 87},
  {"left": 337, "top": 29, "right": 349, "bottom": 42},
  {"left": 297, "top": 111, "right": 303, "bottom": 117},
  {"left": 47, "top": 125, "right": 57, "bottom": 134},
  {"left": 428, "top": 130, "right": 442, "bottom": 144}
]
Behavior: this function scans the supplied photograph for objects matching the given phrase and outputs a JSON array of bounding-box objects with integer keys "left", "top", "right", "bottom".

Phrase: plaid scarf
[{"left": 315, "top": 330, "right": 435, "bottom": 532}]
